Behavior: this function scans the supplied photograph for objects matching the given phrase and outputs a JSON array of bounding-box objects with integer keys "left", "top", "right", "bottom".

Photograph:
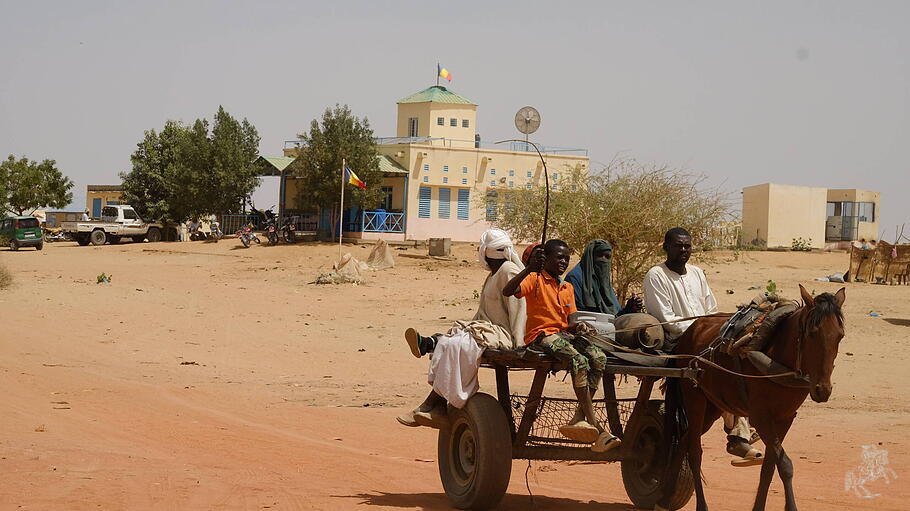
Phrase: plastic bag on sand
[
  {"left": 334, "top": 253, "right": 369, "bottom": 280},
  {"left": 366, "top": 240, "right": 395, "bottom": 270}
]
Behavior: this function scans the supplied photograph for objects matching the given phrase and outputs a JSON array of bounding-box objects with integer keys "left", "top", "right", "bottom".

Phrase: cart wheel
[
  {"left": 621, "top": 400, "right": 694, "bottom": 510},
  {"left": 438, "top": 393, "right": 512, "bottom": 510}
]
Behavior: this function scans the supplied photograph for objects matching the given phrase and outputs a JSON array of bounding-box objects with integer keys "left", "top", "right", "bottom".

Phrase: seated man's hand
[
  {"left": 570, "top": 321, "right": 597, "bottom": 336},
  {"left": 624, "top": 294, "right": 643, "bottom": 313}
]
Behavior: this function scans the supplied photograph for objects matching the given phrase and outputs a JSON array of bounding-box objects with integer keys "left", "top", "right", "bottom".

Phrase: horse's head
[{"left": 798, "top": 284, "right": 846, "bottom": 403}]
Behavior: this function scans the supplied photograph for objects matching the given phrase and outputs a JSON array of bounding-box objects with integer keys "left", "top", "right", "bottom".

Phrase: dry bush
[
  {"left": 486, "top": 156, "right": 734, "bottom": 299},
  {"left": 0, "top": 262, "right": 12, "bottom": 290}
]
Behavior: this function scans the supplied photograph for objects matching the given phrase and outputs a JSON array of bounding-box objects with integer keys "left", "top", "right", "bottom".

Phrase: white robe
[
  {"left": 642, "top": 262, "right": 717, "bottom": 340},
  {"left": 428, "top": 260, "right": 525, "bottom": 408}
]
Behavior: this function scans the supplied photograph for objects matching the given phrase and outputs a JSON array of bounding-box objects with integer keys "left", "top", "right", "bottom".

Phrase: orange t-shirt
[{"left": 516, "top": 271, "right": 578, "bottom": 344}]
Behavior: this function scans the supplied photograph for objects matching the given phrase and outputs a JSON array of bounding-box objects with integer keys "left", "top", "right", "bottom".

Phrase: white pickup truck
[{"left": 62, "top": 205, "right": 172, "bottom": 246}]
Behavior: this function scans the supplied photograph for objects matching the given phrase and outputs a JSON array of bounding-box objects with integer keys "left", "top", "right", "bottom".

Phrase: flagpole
[
  {"left": 436, "top": 62, "right": 439, "bottom": 87},
  {"left": 338, "top": 157, "right": 345, "bottom": 260}
]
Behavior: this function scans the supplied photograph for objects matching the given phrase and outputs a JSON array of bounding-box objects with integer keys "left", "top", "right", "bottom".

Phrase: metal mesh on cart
[{"left": 510, "top": 395, "right": 637, "bottom": 447}]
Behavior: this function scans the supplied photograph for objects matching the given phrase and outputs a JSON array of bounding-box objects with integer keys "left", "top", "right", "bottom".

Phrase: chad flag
[
  {"left": 345, "top": 166, "right": 366, "bottom": 189},
  {"left": 438, "top": 63, "right": 452, "bottom": 82}
]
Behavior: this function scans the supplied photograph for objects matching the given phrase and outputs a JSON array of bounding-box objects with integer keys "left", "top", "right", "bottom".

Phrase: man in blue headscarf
[{"left": 565, "top": 239, "right": 642, "bottom": 316}]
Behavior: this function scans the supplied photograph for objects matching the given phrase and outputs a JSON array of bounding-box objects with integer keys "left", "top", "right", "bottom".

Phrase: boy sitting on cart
[{"left": 503, "top": 239, "right": 621, "bottom": 453}]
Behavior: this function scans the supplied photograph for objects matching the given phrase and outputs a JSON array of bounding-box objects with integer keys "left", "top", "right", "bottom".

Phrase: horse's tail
[{"left": 658, "top": 376, "right": 690, "bottom": 505}]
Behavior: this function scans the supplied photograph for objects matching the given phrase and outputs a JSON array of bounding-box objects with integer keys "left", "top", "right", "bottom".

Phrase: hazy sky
[{"left": 2, "top": 1, "right": 908, "bottom": 238}]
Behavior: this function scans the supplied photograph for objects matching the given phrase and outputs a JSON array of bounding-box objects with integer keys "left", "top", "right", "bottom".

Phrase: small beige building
[
  {"left": 86, "top": 184, "right": 124, "bottom": 218},
  {"left": 742, "top": 183, "right": 880, "bottom": 249}
]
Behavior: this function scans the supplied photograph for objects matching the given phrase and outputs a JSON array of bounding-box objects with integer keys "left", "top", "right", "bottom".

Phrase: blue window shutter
[
  {"left": 423, "top": 164, "right": 429, "bottom": 171},
  {"left": 418, "top": 187, "right": 431, "bottom": 218},
  {"left": 438, "top": 188, "right": 451, "bottom": 219},
  {"left": 457, "top": 189, "right": 469, "bottom": 220}
]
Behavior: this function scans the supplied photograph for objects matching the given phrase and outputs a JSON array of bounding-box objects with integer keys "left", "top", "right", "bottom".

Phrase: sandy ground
[{"left": 0, "top": 238, "right": 907, "bottom": 510}]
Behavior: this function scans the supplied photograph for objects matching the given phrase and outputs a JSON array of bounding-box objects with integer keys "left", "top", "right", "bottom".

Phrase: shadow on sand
[{"left": 340, "top": 492, "right": 637, "bottom": 510}]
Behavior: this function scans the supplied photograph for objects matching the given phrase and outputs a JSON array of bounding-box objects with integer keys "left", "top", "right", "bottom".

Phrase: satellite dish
[{"left": 514, "top": 106, "right": 541, "bottom": 138}]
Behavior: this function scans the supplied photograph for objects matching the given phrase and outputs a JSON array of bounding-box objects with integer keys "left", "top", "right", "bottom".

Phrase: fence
[
  {"left": 220, "top": 214, "right": 260, "bottom": 234},
  {"left": 362, "top": 210, "right": 405, "bottom": 233}
]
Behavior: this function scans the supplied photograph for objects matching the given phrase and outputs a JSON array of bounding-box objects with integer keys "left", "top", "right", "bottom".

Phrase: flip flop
[
  {"left": 414, "top": 404, "right": 449, "bottom": 429},
  {"left": 558, "top": 421, "right": 600, "bottom": 443},
  {"left": 396, "top": 410, "right": 420, "bottom": 427},
  {"left": 730, "top": 447, "right": 764, "bottom": 467},
  {"left": 405, "top": 328, "right": 421, "bottom": 358},
  {"left": 591, "top": 431, "right": 622, "bottom": 453}
]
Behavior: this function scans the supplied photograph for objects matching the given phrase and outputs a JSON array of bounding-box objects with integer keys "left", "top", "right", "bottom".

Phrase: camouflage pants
[{"left": 534, "top": 332, "right": 607, "bottom": 389}]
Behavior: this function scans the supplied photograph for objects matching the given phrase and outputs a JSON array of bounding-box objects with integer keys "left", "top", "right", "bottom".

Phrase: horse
[{"left": 657, "top": 284, "right": 846, "bottom": 511}]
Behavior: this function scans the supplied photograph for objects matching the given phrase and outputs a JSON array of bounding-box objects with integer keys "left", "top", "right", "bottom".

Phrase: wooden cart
[{"left": 436, "top": 347, "right": 699, "bottom": 510}]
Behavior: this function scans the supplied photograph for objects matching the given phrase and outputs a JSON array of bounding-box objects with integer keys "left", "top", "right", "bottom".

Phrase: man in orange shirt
[{"left": 503, "top": 239, "right": 621, "bottom": 452}]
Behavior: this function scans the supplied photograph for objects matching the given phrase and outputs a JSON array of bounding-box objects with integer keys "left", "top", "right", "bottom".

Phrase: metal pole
[
  {"left": 494, "top": 139, "right": 550, "bottom": 243},
  {"left": 339, "top": 158, "right": 345, "bottom": 260}
]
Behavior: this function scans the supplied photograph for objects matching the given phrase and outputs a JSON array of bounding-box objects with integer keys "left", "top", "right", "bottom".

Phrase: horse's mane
[{"left": 805, "top": 292, "right": 844, "bottom": 330}]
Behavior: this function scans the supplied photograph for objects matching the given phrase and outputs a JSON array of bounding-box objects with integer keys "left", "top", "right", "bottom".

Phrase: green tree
[
  {"left": 487, "top": 157, "right": 732, "bottom": 299},
  {"left": 120, "top": 107, "right": 260, "bottom": 223},
  {"left": 1, "top": 155, "right": 74, "bottom": 215},
  {"left": 290, "top": 104, "right": 382, "bottom": 235}
]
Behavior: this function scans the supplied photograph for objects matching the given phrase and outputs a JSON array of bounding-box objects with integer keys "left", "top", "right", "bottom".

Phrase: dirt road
[{"left": 1, "top": 240, "right": 906, "bottom": 510}]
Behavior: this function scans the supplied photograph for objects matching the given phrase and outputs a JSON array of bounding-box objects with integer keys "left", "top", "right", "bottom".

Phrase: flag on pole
[
  {"left": 437, "top": 63, "right": 452, "bottom": 82},
  {"left": 345, "top": 166, "right": 366, "bottom": 189}
]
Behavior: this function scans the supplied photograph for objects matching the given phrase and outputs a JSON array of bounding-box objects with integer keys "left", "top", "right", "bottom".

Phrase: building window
[
  {"left": 106, "top": 200, "right": 120, "bottom": 205},
  {"left": 422, "top": 176, "right": 428, "bottom": 183},
  {"left": 462, "top": 167, "right": 468, "bottom": 173},
  {"left": 443, "top": 165, "right": 448, "bottom": 172},
  {"left": 443, "top": 177, "right": 448, "bottom": 184},
  {"left": 423, "top": 164, "right": 429, "bottom": 171},
  {"left": 485, "top": 192, "right": 498, "bottom": 222},
  {"left": 857, "top": 202, "right": 875, "bottom": 222},
  {"left": 462, "top": 119, "right": 469, "bottom": 128},
  {"left": 438, "top": 188, "right": 451, "bottom": 219},
  {"left": 461, "top": 178, "right": 468, "bottom": 185},
  {"left": 527, "top": 171, "right": 532, "bottom": 178},
  {"left": 508, "top": 181, "right": 514, "bottom": 188},
  {"left": 525, "top": 183, "right": 532, "bottom": 190},
  {"left": 508, "top": 170, "right": 514, "bottom": 177},
  {"left": 571, "top": 185, "right": 577, "bottom": 191},
  {"left": 408, "top": 117, "right": 418, "bottom": 137},
  {"left": 490, "top": 169, "right": 496, "bottom": 175},
  {"left": 552, "top": 184, "right": 558, "bottom": 190},
  {"left": 418, "top": 187, "right": 431, "bottom": 218},
  {"left": 551, "top": 173, "right": 558, "bottom": 181},
  {"left": 437, "top": 117, "right": 444, "bottom": 126},
  {"left": 380, "top": 186, "right": 393, "bottom": 210},
  {"left": 450, "top": 118, "right": 457, "bottom": 127},
  {"left": 489, "top": 180, "right": 496, "bottom": 187},
  {"left": 457, "top": 189, "right": 470, "bottom": 220}
]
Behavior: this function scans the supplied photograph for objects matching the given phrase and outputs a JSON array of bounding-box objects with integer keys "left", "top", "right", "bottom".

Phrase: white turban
[{"left": 478, "top": 229, "right": 524, "bottom": 271}]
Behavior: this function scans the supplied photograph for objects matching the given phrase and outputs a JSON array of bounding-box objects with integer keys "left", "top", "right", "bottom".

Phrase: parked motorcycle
[
  {"left": 281, "top": 216, "right": 297, "bottom": 244},
  {"left": 209, "top": 220, "right": 223, "bottom": 242},
  {"left": 265, "top": 217, "right": 280, "bottom": 245},
  {"left": 236, "top": 223, "right": 260, "bottom": 248}
]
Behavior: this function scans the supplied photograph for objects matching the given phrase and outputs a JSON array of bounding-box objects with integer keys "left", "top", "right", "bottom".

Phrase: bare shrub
[
  {"left": 0, "top": 262, "right": 12, "bottom": 290},
  {"left": 486, "top": 156, "right": 734, "bottom": 299}
]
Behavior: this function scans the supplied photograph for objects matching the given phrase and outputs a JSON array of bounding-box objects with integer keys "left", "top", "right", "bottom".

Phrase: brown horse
[{"left": 657, "top": 284, "right": 846, "bottom": 511}]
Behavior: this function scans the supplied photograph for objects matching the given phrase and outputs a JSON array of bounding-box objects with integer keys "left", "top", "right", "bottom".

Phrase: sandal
[
  {"left": 414, "top": 404, "right": 450, "bottom": 429},
  {"left": 396, "top": 410, "right": 420, "bottom": 427},
  {"left": 405, "top": 328, "right": 422, "bottom": 358},
  {"left": 591, "top": 431, "right": 622, "bottom": 453},
  {"left": 727, "top": 440, "right": 764, "bottom": 467},
  {"left": 558, "top": 421, "right": 600, "bottom": 443}
]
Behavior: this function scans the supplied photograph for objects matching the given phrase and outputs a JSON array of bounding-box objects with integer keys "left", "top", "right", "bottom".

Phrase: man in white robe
[
  {"left": 397, "top": 229, "right": 526, "bottom": 427},
  {"left": 644, "top": 227, "right": 763, "bottom": 467}
]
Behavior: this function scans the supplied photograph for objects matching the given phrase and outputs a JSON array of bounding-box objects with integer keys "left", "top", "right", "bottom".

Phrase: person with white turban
[{"left": 397, "top": 229, "right": 527, "bottom": 428}]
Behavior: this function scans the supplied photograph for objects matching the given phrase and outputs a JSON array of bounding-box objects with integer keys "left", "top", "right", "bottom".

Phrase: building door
[{"left": 92, "top": 198, "right": 102, "bottom": 218}]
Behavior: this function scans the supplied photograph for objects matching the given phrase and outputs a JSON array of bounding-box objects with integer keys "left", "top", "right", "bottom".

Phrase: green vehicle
[{"left": 0, "top": 216, "right": 44, "bottom": 251}]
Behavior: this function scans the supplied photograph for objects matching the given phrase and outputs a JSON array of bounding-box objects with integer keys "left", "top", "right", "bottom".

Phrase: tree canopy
[
  {"left": 487, "top": 157, "right": 733, "bottom": 299},
  {"left": 119, "top": 106, "right": 260, "bottom": 223},
  {"left": 289, "top": 104, "right": 382, "bottom": 231},
  {"left": 1, "top": 155, "right": 74, "bottom": 216}
]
